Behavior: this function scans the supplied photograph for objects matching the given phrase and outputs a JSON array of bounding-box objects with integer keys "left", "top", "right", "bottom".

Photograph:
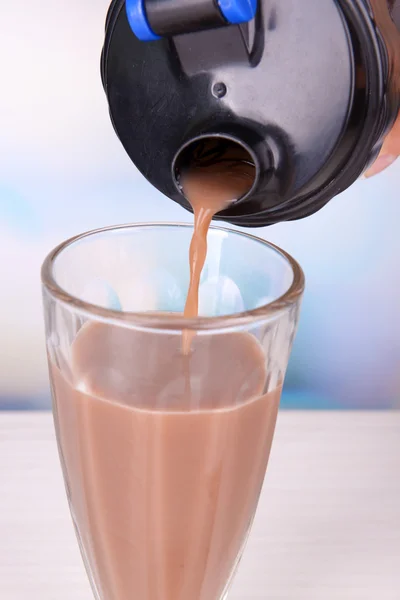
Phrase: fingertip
[{"left": 364, "top": 154, "right": 397, "bottom": 178}]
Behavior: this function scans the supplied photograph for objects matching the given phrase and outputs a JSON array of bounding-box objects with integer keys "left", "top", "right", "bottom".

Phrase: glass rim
[{"left": 41, "top": 222, "right": 305, "bottom": 332}]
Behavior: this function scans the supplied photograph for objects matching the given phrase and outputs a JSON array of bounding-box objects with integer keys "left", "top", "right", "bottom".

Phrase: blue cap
[
  {"left": 126, "top": 0, "right": 160, "bottom": 42},
  {"left": 217, "top": 0, "right": 257, "bottom": 24},
  {"left": 126, "top": 0, "right": 257, "bottom": 42}
]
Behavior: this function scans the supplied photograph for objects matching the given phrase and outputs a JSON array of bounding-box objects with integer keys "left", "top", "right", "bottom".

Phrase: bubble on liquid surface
[{"left": 199, "top": 276, "right": 244, "bottom": 317}]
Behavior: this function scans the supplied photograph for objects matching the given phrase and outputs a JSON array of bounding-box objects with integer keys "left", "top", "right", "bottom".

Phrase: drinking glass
[{"left": 42, "top": 223, "right": 304, "bottom": 600}]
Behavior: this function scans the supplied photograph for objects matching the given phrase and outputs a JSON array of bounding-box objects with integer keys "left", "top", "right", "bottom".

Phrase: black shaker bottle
[{"left": 101, "top": 0, "right": 400, "bottom": 227}]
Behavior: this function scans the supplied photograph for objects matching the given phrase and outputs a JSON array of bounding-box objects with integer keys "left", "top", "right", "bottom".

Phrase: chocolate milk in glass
[{"left": 50, "top": 143, "right": 282, "bottom": 600}]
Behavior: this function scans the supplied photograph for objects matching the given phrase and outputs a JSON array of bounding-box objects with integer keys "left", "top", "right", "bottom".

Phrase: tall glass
[{"left": 42, "top": 223, "right": 304, "bottom": 600}]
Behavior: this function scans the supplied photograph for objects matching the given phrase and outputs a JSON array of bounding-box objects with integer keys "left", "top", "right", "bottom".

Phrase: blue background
[{"left": 0, "top": 0, "right": 399, "bottom": 410}]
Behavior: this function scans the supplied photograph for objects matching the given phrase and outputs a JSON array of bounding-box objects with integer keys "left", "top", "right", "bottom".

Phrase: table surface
[{"left": 1, "top": 412, "right": 399, "bottom": 599}]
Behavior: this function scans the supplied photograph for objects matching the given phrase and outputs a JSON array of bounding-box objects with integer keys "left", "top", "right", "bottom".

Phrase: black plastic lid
[{"left": 102, "top": 0, "right": 399, "bottom": 227}]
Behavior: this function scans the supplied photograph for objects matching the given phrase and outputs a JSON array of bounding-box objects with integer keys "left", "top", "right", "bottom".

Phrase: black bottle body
[{"left": 102, "top": 0, "right": 400, "bottom": 227}]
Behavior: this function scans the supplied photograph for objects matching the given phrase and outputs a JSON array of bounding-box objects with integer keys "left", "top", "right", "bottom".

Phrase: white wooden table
[{"left": 1, "top": 412, "right": 399, "bottom": 599}]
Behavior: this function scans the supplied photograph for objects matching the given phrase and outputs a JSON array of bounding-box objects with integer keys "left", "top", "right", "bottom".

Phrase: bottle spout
[{"left": 173, "top": 134, "right": 260, "bottom": 212}]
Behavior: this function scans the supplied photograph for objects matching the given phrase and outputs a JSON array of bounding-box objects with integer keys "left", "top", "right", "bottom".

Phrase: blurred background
[{"left": 0, "top": 0, "right": 399, "bottom": 411}]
